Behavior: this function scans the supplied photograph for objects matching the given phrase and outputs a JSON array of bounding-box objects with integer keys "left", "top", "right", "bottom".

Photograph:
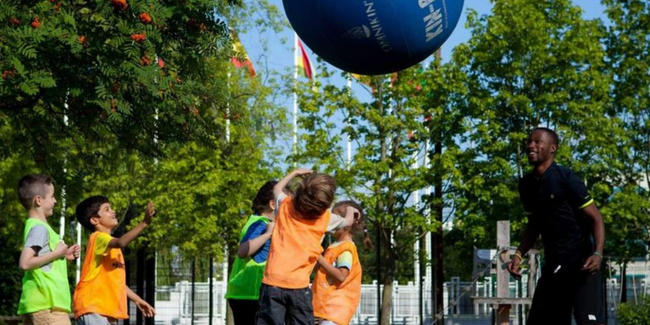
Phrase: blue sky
[
  {"left": 242, "top": 0, "right": 608, "bottom": 80},
  {"left": 238, "top": 0, "right": 611, "bottom": 207}
]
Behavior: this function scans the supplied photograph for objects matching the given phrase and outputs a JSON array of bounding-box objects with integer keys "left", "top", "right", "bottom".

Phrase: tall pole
[
  {"left": 292, "top": 33, "right": 299, "bottom": 166},
  {"left": 431, "top": 48, "right": 444, "bottom": 322},
  {"left": 346, "top": 77, "right": 352, "bottom": 169}
]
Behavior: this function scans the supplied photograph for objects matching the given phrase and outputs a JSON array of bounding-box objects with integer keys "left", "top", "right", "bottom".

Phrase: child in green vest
[
  {"left": 225, "top": 181, "right": 288, "bottom": 325},
  {"left": 17, "top": 174, "right": 81, "bottom": 325}
]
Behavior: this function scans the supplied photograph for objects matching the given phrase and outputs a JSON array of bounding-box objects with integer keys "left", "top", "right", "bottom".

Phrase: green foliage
[
  {"left": 0, "top": 0, "right": 289, "bottom": 315},
  {"left": 618, "top": 297, "right": 650, "bottom": 325},
  {"left": 444, "top": 0, "right": 613, "bottom": 278},
  {"left": 600, "top": 0, "right": 650, "bottom": 265},
  {"left": 0, "top": 0, "right": 237, "bottom": 158}
]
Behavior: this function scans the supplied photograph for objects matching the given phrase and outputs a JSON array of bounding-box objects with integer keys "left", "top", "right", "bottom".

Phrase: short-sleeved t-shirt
[
  {"left": 328, "top": 242, "right": 353, "bottom": 270},
  {"left": 241, "top": 221, "right": 270, "bottom": 263},
  {"left": 518, "top": 162, "right": 595, "bottom": 269},
  {"left": 275, "top": 193, "right": 347, "bottom": 232},
  {"left": 24, "top": 225, "right": 52, "bottom": 272}
]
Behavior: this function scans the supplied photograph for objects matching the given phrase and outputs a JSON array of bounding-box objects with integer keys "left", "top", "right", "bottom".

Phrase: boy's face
[
  {"left": 36, "top": 184, "right": 57, "bottom": 217},
  {"left": 92, "top": 202, "right": 118, "bottom": 230}
]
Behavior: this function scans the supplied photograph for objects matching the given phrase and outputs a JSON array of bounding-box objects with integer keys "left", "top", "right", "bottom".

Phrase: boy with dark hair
[
  {"left": 257, "top": 169, "right": 359, "bottom": 325},
  {"left": 73, "top": 196, "right": 156, "bottom": 325},
  {"left": 17, "top": 174, "right": 80, "bottom": 325}
]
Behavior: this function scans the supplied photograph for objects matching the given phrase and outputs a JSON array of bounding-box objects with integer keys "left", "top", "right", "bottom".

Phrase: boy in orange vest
[
  {"left": 312, "top": 200, "right": 366, "bottom": 325},
  {"left": 73, "top": 196, "right": 156, "bottom": 325},
  {"left": 257, "top": 169, "right": 358, "bottom": 325}
]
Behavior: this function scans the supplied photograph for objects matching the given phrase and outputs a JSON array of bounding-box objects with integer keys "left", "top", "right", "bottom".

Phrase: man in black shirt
[{"left": 508, "top": 128, "right": 605, "bottom": 325}]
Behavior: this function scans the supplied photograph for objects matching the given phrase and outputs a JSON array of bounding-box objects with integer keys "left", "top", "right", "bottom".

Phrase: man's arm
[
  {"left": 564, "top": 170, "right": 604, "bottom": 272},
  {"left": 581, "top": 203, "right": 605, "bottom": 272},
  {"left": 507, "top": 222, "right": 539, "bottom": 279},
  {"left": 108, "top": 202, "right": 155, "bottom": 249},
  {"left": 273, "top": 168, "right": 313, "bottom": 197}
]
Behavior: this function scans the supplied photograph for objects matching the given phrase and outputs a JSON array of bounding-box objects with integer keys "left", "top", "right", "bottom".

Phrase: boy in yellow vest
[
  {"left": 257, "top": 169, "right": 359, "bottom": 325},
  {"left": 312, "top": 200, "right": 366, "bottom": 325},
  {"left": 73, "top": 196, "right": 156, "bottom": 325},
  {"left": 17, "top": 174, "right": 81, "bottom": 325}
]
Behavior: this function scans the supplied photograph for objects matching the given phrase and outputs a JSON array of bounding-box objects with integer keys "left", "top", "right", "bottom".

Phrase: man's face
[{"left": 526, "top": 130, "right": 556, "bottom": 165}]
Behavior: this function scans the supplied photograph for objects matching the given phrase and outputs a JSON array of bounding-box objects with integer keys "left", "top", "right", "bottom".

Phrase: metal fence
[{"left": 117, "top": 256, "right": 647, "bottom": 325}]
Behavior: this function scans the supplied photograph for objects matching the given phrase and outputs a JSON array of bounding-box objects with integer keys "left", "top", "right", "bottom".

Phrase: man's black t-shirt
[{"left": 518, "top": 162, "right": 595, "bottom": 270}]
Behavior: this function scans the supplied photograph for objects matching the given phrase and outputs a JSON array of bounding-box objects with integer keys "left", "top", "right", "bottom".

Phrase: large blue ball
[{"left": 283, "top": 0, "right": 465, "bottom": 75}]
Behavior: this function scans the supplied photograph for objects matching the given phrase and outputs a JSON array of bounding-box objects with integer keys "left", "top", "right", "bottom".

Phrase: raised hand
[
  {"left": 293, "top": 168, "right": 313, "bottom": 176},
  {"left": 144, "top": 201, "right": 156, "bottom": 225}
]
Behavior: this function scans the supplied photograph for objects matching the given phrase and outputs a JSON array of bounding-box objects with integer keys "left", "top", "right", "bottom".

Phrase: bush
[{"left": 618, "top": 297, "right": 650, "bottom": 325}]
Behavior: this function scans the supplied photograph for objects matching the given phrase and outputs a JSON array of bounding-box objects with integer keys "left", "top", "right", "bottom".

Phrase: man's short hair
[
  {"left": 532, "top": 127, "right": 559, "bottom": 146},
  {"left": 76, "top": 196, "right": 110, "bottom": 231},
  {"left": 294, "top": 173, "right": 336, "bottom": 220},
  {"left": 17, "top": 174, "right": 54, "bottom": 209}
]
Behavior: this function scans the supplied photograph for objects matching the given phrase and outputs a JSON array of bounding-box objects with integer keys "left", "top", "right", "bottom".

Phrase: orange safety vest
[
  {"left": 312, "top": 241, "right": 362, "bottom": 325},
  {"left": 263, "top": 196, "right": 331, "bottom": 289},
  {"left": 74, "top": 232, "right": 128, "bottom": 319}
]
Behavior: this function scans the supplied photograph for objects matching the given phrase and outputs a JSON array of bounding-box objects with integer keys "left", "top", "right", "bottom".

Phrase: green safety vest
[
  {"left": 225, "top": 215, "right": 270, "bottom": 300},
  {"left": 17, "top": 219, "right": 71, "bottom": 315}
]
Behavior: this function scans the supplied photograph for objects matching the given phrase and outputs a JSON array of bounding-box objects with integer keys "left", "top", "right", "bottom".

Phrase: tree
[
  {"left": 600, "top": 0, "right": 650, "bottom": 302},
  {"left": 292, "top": 59, "right": 467, "bottom": 324},
  {"left": 0, "top": 0, "right": 290, "bottom": 313},
  {"left": 0, "top": 0, "right": 237, "bottom": 161},
  {"left": 450, "top": 0, "right": 610, "bottom": 272}
]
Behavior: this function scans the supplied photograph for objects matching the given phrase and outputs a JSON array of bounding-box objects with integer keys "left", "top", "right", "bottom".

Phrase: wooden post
[
  {"left": 528, "top": 251, "right": 537, "bottom": 298},
  {"left": 496, "top": 221, "right": 510, "bottom": 325}
]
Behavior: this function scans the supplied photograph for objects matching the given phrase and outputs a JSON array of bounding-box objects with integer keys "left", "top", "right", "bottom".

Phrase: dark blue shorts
[{"left": 256, "top": 284, "right": 314, "bottom": 325}]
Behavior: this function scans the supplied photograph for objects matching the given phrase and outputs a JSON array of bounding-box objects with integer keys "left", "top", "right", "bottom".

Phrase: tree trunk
[
  {"left": 381, "top": 228, "right": 395, "bottom": 325},
  {"left": 432, "top": 48, "right": 445, "bottom": 320},
  {"left": 381, "top": 279, "right": 394, "bottom": 325}
]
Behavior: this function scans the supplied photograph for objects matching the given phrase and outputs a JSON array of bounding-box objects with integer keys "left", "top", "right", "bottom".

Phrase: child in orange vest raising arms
[
  {"left": 257, "top": 169, "right": 358, "bottom": 325},
  {"left": 73, "top": 196, "right": 156, "bottom": 325},
  {"left": 313, "top": 200, "right": 367, "bottom": 325}
]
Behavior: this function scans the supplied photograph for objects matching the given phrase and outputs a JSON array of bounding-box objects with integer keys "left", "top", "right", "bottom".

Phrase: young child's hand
[
  {"left": 144, "top": 201, "right": 156, "bottom": 225},
  {"left": 346, "top": 206, "right": 360, "bottom": 217},
  {"left": 293, "top": 168, "right": 313, "bottom": 176},
  {"left": 65, "top": 244, "right": 81, "bottom": 261},
  {"left": 265, "top": 221, "right": 275, "bottom": 237},
  {"left": 136, "top": 300, "right": 156, "bottom": 317},
  {"left": 54, "top": 241, "right": 68, "bottom": 258}
]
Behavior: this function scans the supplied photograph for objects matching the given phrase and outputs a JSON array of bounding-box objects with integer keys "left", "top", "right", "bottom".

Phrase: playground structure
[{"left": 471, "top": 221, "right": 539, "bottom": 325}]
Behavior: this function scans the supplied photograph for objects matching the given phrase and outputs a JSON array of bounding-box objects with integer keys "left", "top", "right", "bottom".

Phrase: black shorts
[
  {"left": 229, "top": 299, "right": 260, "bottom": 325},
  {"left": 256, "top": 284, "right": 314, "bottom": 325},
  {"left": 528, "top": 266, "right": 605, "bottom": 325}
]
